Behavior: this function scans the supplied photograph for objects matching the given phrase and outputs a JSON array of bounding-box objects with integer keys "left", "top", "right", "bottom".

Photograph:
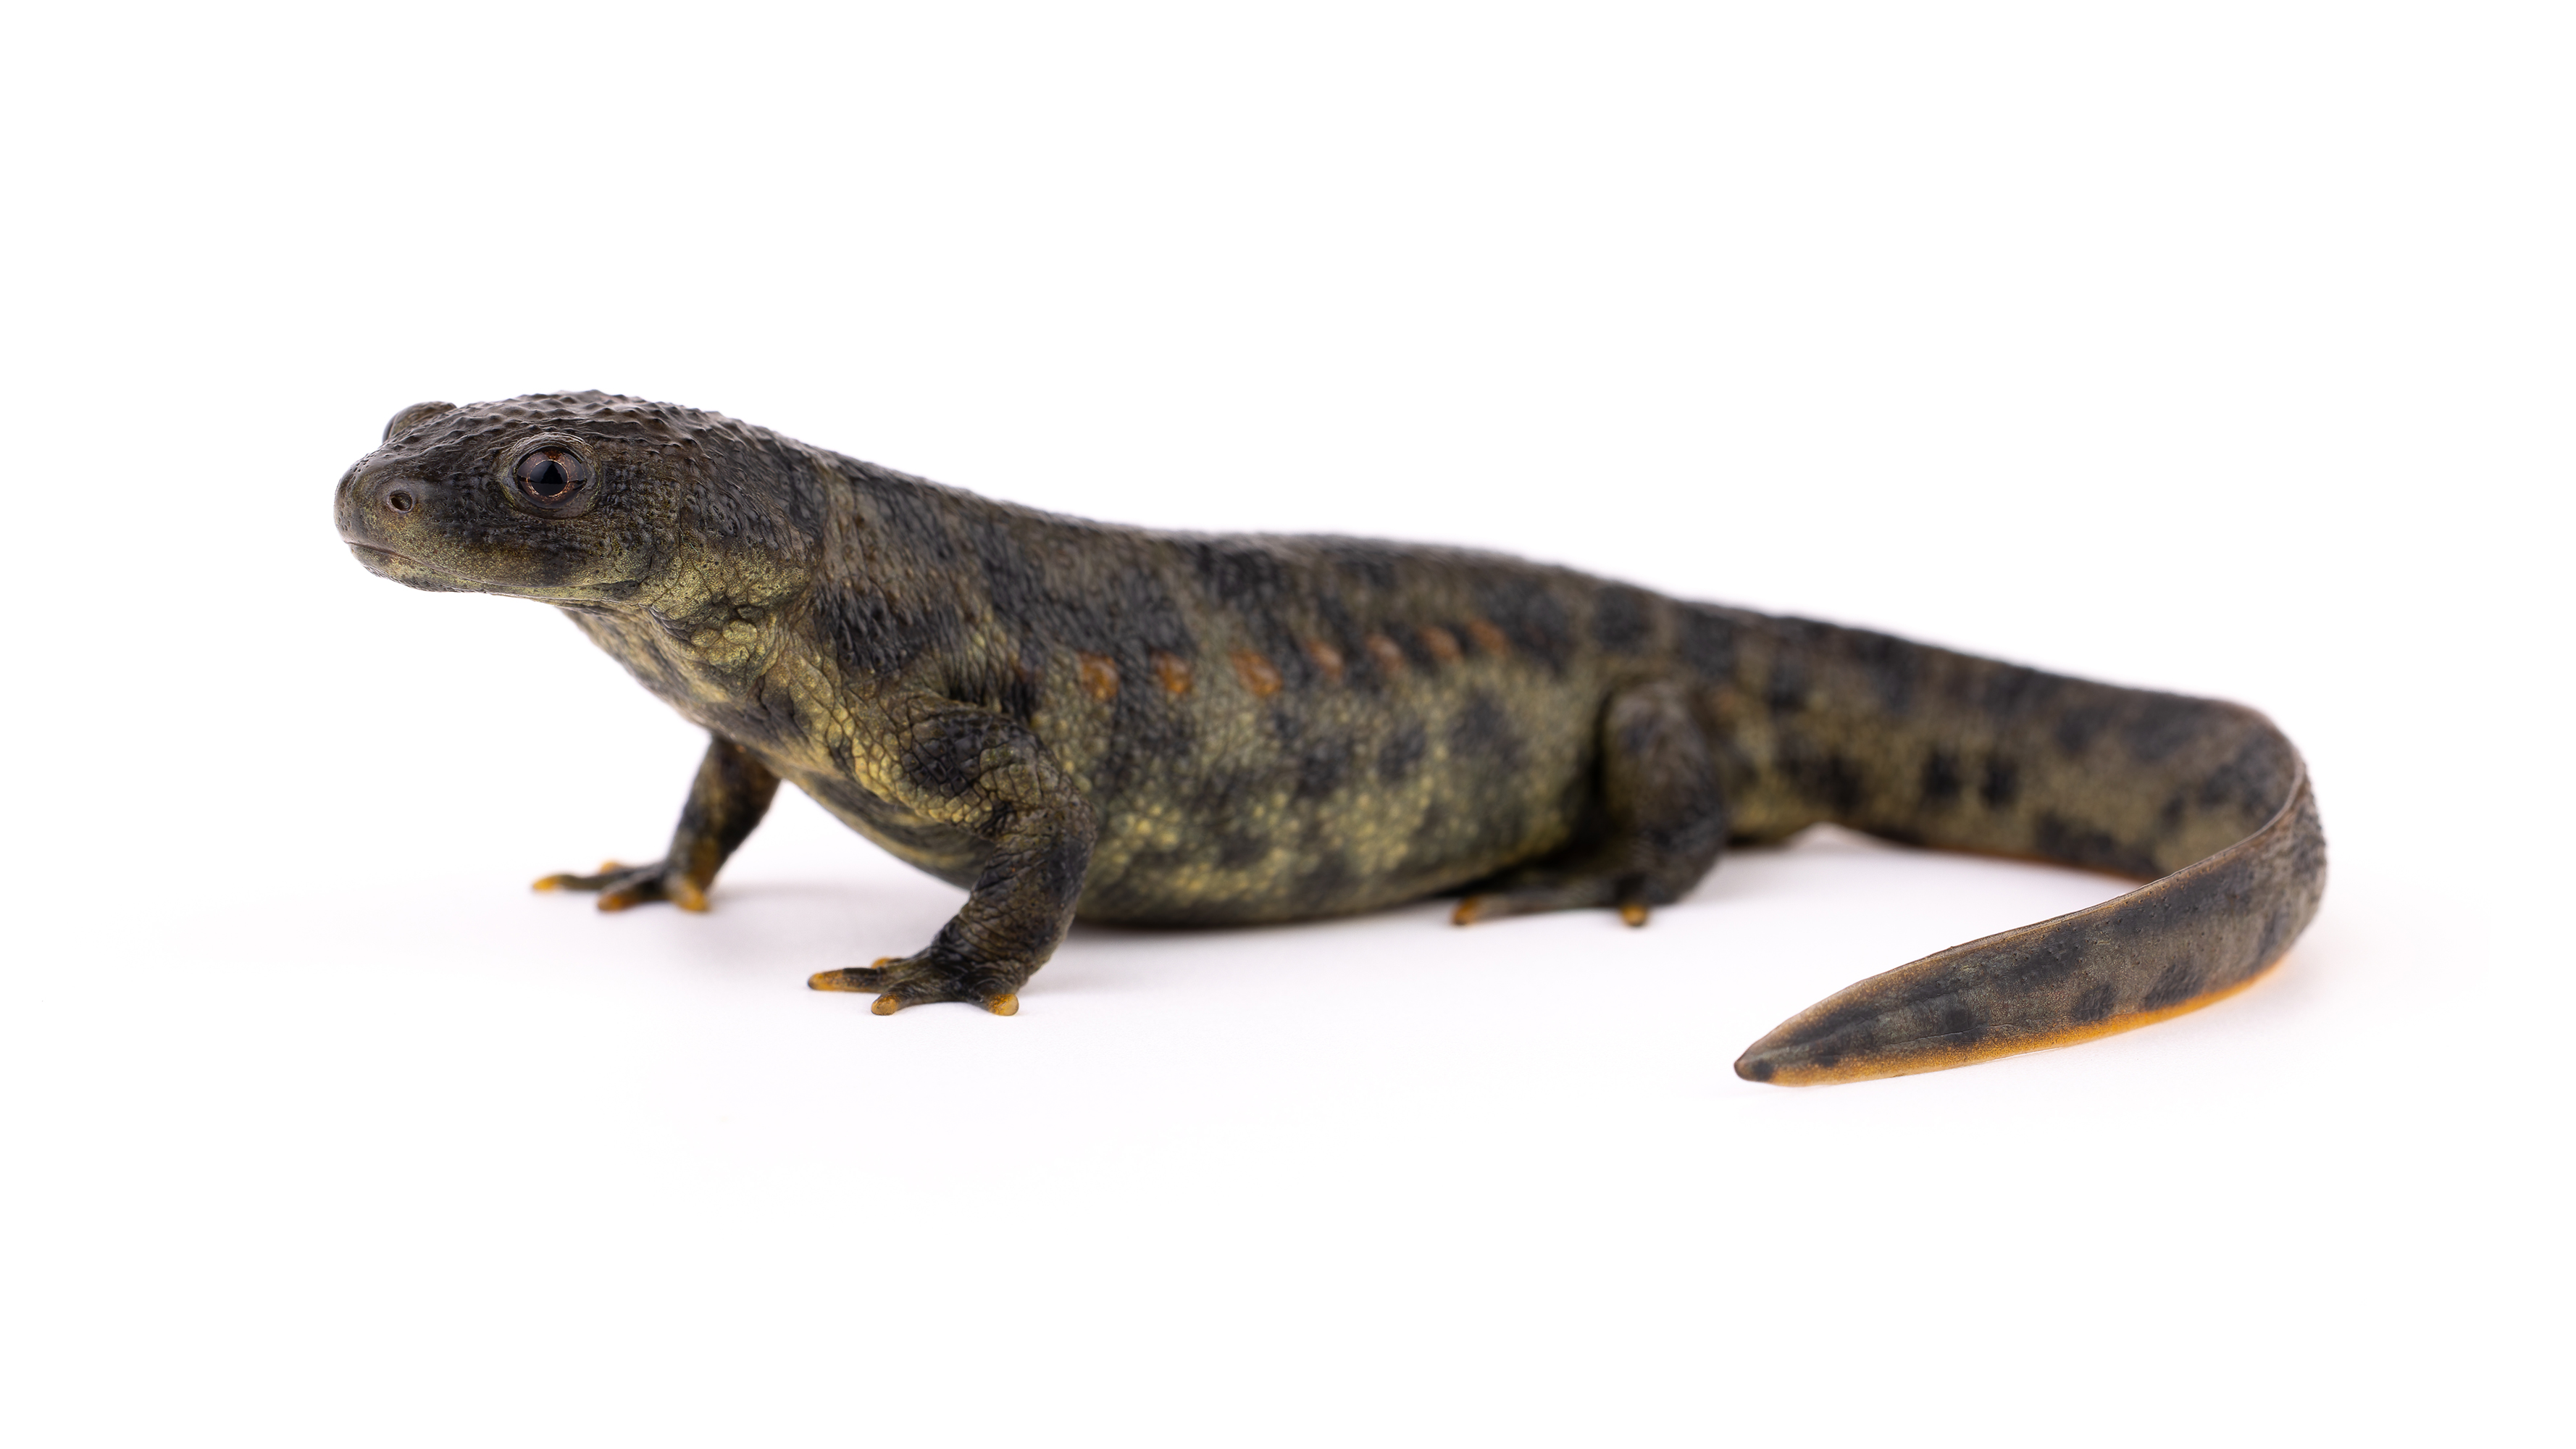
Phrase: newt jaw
[
  {"left": 343, "top": 541, "right": 480, "bottom": 593},
  {"left": 343, "top": 541, "right": 645, "bottom": 603}
]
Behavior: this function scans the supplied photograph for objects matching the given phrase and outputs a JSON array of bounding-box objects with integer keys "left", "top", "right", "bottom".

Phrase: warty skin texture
[{"left": 335, "top": 393, "right": 2326, "bottom": 1082}]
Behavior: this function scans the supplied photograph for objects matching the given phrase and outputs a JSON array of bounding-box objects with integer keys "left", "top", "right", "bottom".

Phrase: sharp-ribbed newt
[{"left": 336, "top": 393, "right": 2325, "bottom": 1084}]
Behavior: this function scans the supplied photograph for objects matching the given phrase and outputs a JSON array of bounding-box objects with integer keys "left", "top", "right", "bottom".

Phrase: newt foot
[
  {"left": 810, "top": 951, "right": 1026, "bottom": 1015},
  {"left": 533, "top": 859, "right": 711, "bottom": 913}
]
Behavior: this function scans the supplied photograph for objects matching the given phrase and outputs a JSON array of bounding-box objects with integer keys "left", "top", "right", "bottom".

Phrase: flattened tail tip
[
  {"left": 1729, "top": 1033, "right": 1989, "bottom": 1087},
  {"left": 1731, "top": 959, "right": 2288, "bottom": 1087},
  {"left": 1734, "top": 749, "right": 2322, "bottom": 1086}
]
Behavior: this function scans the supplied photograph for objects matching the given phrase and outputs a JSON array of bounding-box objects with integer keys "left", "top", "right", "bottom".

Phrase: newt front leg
[
  {"left": 536, "top": 734, "right": 780, "bottom": 911},
  {"left": 808, "top": 700, "right": 1097, "bottom": 1015}
]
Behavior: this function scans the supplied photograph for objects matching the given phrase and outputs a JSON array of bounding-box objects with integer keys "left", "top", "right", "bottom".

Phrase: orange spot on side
[
  {"left": 1231, "top": 649, "right": 1283, "bottom": 697},
  {"left": 1418, "top": 626, "right": 1462, "bottom": 663},
  {"left": 1465, "top": 618, "right": 1510, "bottom": 656},
  {"left": 1153, "top": 651, "right": 1194, "bottom": 696},
  {"left": 1076, "top": 651, "right": 1120, "bottom": 701},
  {"left": 1304, "top": 638, "right": 1346, "bottom": 683},
  {"left": 1364, "top": 633, "right": 1407, "bottom": 675}
]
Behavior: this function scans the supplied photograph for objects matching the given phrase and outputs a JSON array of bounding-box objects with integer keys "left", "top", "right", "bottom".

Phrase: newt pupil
[{"left": 514, "top": 449, "right": 588, "bottom": 503}]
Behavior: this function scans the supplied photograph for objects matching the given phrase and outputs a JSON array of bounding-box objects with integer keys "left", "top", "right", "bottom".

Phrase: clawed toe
[
  {"left": 806, "top": 958, "right": 894, "bottom": 993},
  {"left": 811, "top": 956, "right": 1025, "bottom": 1015},
  {"left": 532, "top": 859, "right": 625, "bottom": 893},
  {"left": 533, "top": 859, "right": 703, "bottom": 913}
]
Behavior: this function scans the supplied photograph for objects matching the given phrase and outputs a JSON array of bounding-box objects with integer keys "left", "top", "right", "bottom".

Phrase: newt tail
[{"left": 1715, "top": 616, "right": 2328, "bottom": 1085}]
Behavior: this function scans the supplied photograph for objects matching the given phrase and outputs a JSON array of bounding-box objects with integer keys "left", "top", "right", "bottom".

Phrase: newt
[{"left": 335, "top": 393, "right": 2325, "bottom": 1085}]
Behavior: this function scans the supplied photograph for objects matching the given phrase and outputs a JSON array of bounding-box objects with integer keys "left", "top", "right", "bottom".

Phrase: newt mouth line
[
  {"left": 343, "top": 540, "right": 458, "bottom": 577},
  {"left": 342, "top": 541, "right": 645, "bottom": 597}
]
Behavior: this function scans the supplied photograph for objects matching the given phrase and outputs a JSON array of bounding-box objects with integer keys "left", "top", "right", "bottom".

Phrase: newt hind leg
[{"left": 1455, "top": 679, "right": 1727, "bottom": 927}]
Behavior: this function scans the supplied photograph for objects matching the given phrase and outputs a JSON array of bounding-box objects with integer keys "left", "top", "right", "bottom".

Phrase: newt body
[{"left": 337, "top": 393, "right": 2325, "bottom": 1083}]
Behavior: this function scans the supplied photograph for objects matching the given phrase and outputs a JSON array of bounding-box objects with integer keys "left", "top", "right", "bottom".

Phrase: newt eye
[{"left": 513, "top": 448, "right": 591, "bottom": 505}]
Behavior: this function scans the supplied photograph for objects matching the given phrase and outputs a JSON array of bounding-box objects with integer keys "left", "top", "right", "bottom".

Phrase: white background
[{"left": 3, "top": 4, "right": 2567, "bottom": 1444}]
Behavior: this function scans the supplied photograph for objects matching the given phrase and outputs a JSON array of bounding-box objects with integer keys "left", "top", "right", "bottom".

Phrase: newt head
[{"left": 334, "top": 391, "right": 711, "bottom": 605}]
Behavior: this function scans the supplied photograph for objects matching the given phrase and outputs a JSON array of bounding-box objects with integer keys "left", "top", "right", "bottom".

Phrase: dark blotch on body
[
  {"left": 2199, "top": 733, "right": 2300, "bottom": 824},
  {"left": 1838, "top": 627, "right": 1921, "bottom": 715},
  {"left": 1981, "top": 758, "right": 2019, "bottom": 809},
  {"left": 1594, "top": 585, "right": 1652, "bottom": 652},
  {"left": 1379, "top": 722, "right": 1426, "bottom": 784},
  {"left": 2122, "top": 694, "right": 2207, "bottom": 763},
  {"left": 1475, "top": 582, "right": 1574, "bottom": 670},
  {"left": 816, "top": 582, "right": 957, "bottom": 677},
  {"left": 1289, "top": 853, "right": 1357, "bottom": 913},
  {"left": 1448, "top": 692, "right": 1522, "bottom": 774},
  {"left": 1788, "top": 748, "right": 1865, "bottom": 817},
  {"left": 2034, "top": 814, "right": 2162, "bottom": 880},
  {"left": 1765, "top": 655, "right": 1809, "bottom": 716},
  {"left": 1675, "top": 606, "right": 1739, "bottom": 680},
  {"left": 2070, "top": 981, "right": 2117, "bottom": 1024},
  {"left": 2142, "top": 959, "right": 2203, "bottom": 1011},
  {"left": 2054, "top": 704, "right": 2112, "bottom": 756},
  {"left": 1293, "top": 735, "right": 1353, "bottom": 801},
  {"left": 1216, "top": 829, "right": 1271, "bottom": 871}
]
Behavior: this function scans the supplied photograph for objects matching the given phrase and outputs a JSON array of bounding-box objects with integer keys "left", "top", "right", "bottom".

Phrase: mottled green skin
[{"left": 337, "top": 393, "right": 2325, "bottom": 1080}]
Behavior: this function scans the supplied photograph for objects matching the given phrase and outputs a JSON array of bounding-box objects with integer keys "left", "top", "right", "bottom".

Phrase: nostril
[{"left": 387, "top": 489, "right": 414, "bottom": 514}]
